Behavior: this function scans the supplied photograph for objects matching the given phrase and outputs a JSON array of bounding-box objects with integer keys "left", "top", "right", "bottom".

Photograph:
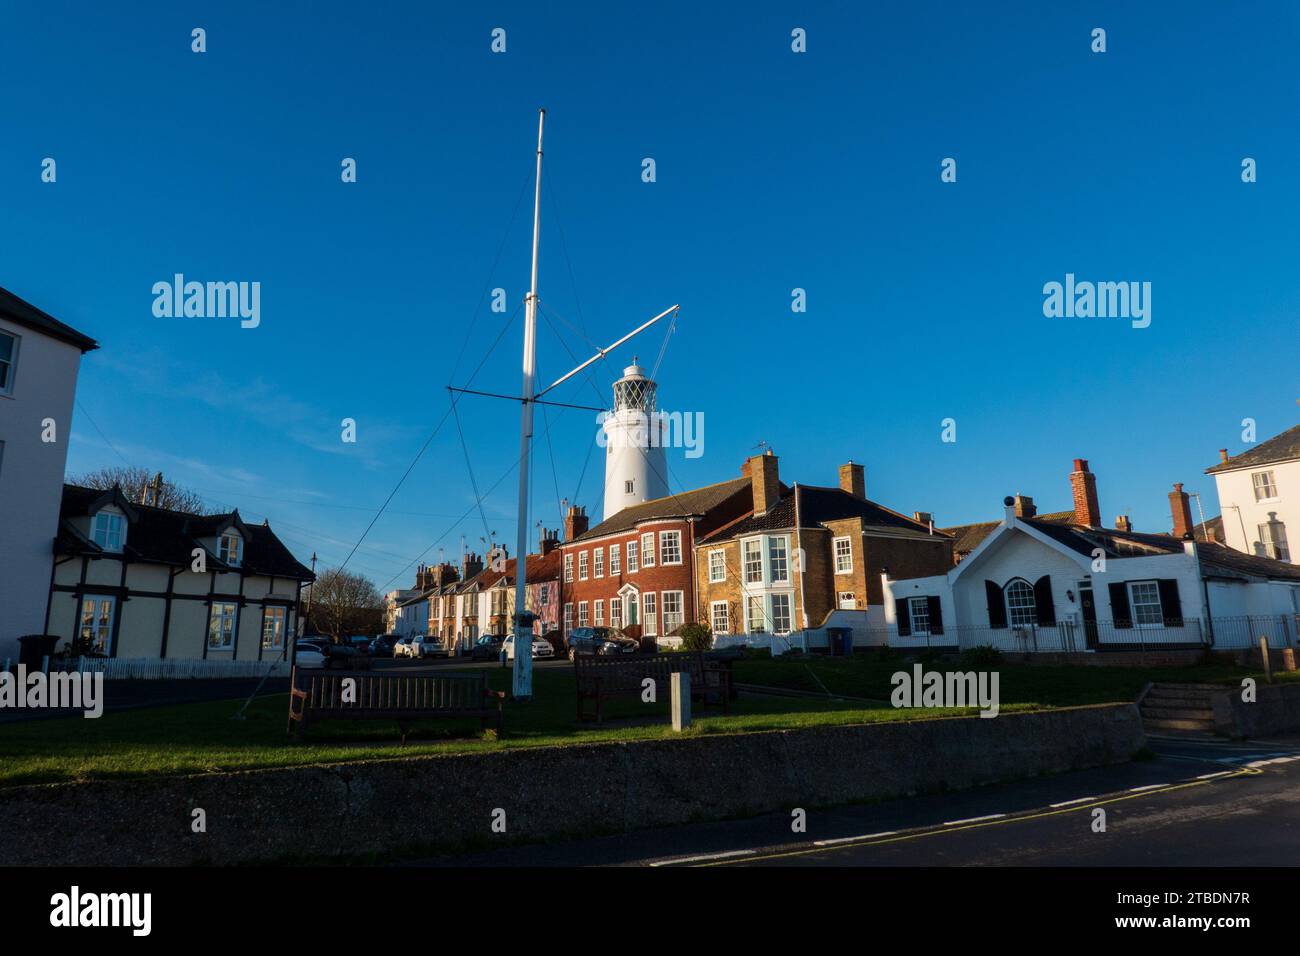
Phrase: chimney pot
[
  {"left": 1069, "top": 458, "right": 1101, "bottom": 527},
  {"left": 1168, "top": 482, "right": 1194, "bottom": 540}
]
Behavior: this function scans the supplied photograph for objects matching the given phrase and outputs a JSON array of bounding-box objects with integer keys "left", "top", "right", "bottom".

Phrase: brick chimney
[
  {"left": 1169, "top": 483, "right": 1194, "bottom": 540},
  {"left": 1069, "top": 459, "right": 1101, "bottom": 527},
  {"left": 839, "top": 461, "right": 865, "bottom": 499},
  {"left": 1219, "top": 449, "right": 1229, "bottom": 464},
  {"left": 462, "top": 551, "right": 484, "bottom": 579},
  {"left": 1115, "top": 515, "right": 1132, "bottom": 532},
  {"left": 747, "top": 450, "right": 780, "bottom": 515},
  {"left": 539, "top": 527, "right": 560, "bottom": 556},
  {"left": 563, "top": 505, "right": 588, "bottom": 542},
  {"left": 1013, "top": 495, "right": 1036, "bottom": 518}
]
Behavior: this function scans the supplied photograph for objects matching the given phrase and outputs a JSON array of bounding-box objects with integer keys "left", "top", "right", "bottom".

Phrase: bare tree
[
  {"left": 308, "top": 568, "right": 383, "bottom": 642},
  {"left": 69, "top": 466, "right": 212, "bottom": 514}
]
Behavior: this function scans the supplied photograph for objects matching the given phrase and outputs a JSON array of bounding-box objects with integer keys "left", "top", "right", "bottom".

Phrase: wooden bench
[
  {"left": 287, "top": 668, "right": 505, "bottom": 743},
  {"left": 573, "top": 652, "right": 731, "bottom": 723}
]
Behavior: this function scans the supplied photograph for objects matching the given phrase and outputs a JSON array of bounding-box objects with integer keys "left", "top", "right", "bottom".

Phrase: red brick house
[{"left": 557, "top": 475, "right": 758, "bottom": 643}]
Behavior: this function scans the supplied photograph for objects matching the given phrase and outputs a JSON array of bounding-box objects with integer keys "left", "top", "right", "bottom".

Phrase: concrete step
[
  {"left": 1151, "top": 682, "right": 1228, "bottom": 692},
  {"left": 1144, "top": 716, "right": 1217, "bottom": 731},
  {"left": 1143, "top": 692, "right": 1218, "bottom": 708},
  {"left": 1141, "top": 705, "right": 1216, "bottom": 721}
]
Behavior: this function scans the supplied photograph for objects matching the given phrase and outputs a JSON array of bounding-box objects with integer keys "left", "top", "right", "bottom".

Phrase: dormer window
[
  {"left": 219, "top": 532, "right": 243, "bottom": 567},
  {"left": 92, "top": 510, "right": 125, "bottom": 552}
]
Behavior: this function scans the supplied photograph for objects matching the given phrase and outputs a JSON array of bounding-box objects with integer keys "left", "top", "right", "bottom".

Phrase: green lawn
[
  {"left": 733, "top": 653, "right": 1296, "bottom": 707},
  {"left": 1, "top": 655, "right": 1287, "bottom": 789}
]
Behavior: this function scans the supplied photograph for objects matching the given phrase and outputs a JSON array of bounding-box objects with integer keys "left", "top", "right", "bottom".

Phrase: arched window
[{"left": 1005, "top": 579, "right": 1037, "bottom": 627}]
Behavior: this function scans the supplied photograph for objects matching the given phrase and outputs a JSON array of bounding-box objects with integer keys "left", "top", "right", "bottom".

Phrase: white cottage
[
  {"left": 883, "top": 460, "right": 1300, "bottom": 654},
  {"left": 1207, "top": 423, "right": 1298, "bottom": 564}
]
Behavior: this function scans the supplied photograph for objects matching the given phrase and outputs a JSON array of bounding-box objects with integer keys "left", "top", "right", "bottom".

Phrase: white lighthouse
[{"left": 602, "top": 359, "right": 668, "bottom": 520}]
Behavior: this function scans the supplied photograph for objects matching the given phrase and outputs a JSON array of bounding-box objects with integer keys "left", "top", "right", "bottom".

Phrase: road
[{"left": 419, "top": 733, "right": 1300, "bottom": 867}]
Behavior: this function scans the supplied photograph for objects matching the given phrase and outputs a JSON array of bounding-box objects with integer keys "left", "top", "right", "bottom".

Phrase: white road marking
[
  {"left": 1049, "top": 796, "right": 1097, "bottom": 807},
  {"left": 648, "top": 849, "right": 756, "bottom": 866},
  {"left": 943, "top": 813, "right": 1006, "bottom": 826},
  {"left": 814, "top": 831, "right": 898, "bottom": 846},
  {"left": 1195, "top": 771, "right": 1236, "bottom": 780},
  {"left": 1128, "top": 784, "right": 1167, "bottom": 792}
]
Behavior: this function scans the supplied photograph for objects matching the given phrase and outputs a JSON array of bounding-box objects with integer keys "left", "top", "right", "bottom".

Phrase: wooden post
[
  {"left": 1259, "top": 635, "right": 1273, "bottom": 684},
  {"left": 671, "top": 671, "right": 691, "bottom": 731}
]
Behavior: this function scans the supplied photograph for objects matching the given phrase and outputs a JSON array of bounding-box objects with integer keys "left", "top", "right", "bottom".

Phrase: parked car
[
  {"left": 469, "top": 634, "right": 506, "bottom": 661},
  {"left": 300, "top": 636, "right": 333, "bottom": 653},
  {"left": 325, "top": 643, "right": 369, "bottom": 670},
  {"left": 501, "top": 633, "right": 555, "bottom": 661},
  {"left": 370, "top": 635, "right": 395, "bottom": 658},
  {"left": 347, "top": 635, "right": 373, "bottom": 654},
  {"left": 293, "top": 642, "right": 327, "bottom": 669},
  {"left": 393, "top": 636, "right": 418, "bottom": 659},
  {"left": 565, "top": 627, "right": 639, "bottom": 660},
  {"left": 412, "top": 635, "right": 448, "bottom": 659}
]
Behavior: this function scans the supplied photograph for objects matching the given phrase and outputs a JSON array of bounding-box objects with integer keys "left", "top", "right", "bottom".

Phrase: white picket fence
[{"left": 51, "top": 657, "right": 287, "bottom": 680}]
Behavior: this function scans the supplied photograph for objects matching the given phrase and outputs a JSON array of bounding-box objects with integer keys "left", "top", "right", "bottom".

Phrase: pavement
[{"left": 415, "top": 733, "right": 1300, "bottom": 867}]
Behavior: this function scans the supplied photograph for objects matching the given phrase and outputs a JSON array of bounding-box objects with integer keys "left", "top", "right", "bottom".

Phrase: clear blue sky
[{"left": 3, "top": 1, "right": 1296, "bottom": 590}]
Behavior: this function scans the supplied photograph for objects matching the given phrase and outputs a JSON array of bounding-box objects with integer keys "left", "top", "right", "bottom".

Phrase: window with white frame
[
  {"left": 1127, "top": 581, "right": 1164, "bottom": 627},
  {"left": 92, "top": 510, "right": 125, "bottom": 552},
  {"left": 578, "top": 551, "right": 589, "bottom": 580},
  {"left": 564, "top": 602, "right": 573, "bottom": 632},
  {"left": 594, "top": 547, "right": 604, "bottom": 578},
  {"left": 641, "top": 533, "right": 655, "bottom": 566},
  {"left": 208, "top": 602, "right": 238, "bottom": 649},
  {"left": 838, "top": 591, "right": 856, "bottom": 609},
  {"left": 708, "top": 549, "right": 726, "bottom": 583},
  {"left": 610, "top": 543, "right": 621, "bottom": 575},
  {"left": 743, "top": 539, "right": 763, "bottom": 583},
  {"left": 610, "top": 598, "right": 622, "bottom": 629},
  {"left": 746, "top": 594, "right": 766, "bottom": 633},
  {"left": 908, "top": 597, "right": 931, "bottom": 634},
  {"left": 578, "top": 601, "right": 589, "bottom": 627},
  {"left": 0, "top": 330, "right": 17, "bottom": 395},
  {"left": 1252, "top": 471, "right": 1279, "bottom": 501},
  {"left": 770, "top": 594, "right": 792, "bottom": 635},
  {"left": 769, "top": 536, "right": 789, "bottom": 584},
  {"left": 660, "top": 530, "right": 682, "bottom": 565},
  {"left": 626, "top": 539, "right": 640, "bottom": 572},
  {"left": 261, "top": 606, "right": 286, "bottom": 650},
  {"left": 662, "top": 591, "right": 684, "bottom": 633},
  {"left": 1259, "top": 520, "right": 1291, "bottom": 562},
  {"left": 834, "top": 536, "right": 853, "bottom": 574},
  {"left": 594, "top": 599, "right": 605, "bottom": 626},
  {"left": 1004, "top": 579, "right": 1037, "bottom": 627},
  {"left": 643, "top": 592, "right": 658, "bottom": 636},
  {"left": 564, "top": 553, "right": 574, "bottom": 582},
  {"left": 711, "top": 600, "right": 730, "bottom": 635},
  {"left": 219, "top": 532, "right": 242, "bottom": 567},
  {"left": 80, "top": 596, "right": 116, "bottom": 653}
]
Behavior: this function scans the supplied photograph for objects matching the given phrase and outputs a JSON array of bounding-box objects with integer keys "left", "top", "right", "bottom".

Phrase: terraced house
[
  {"left": 46, "top": 484, "right": 314, "bottom": 660},
  {"left": 694, "top": 454, "right": 952, "bottom": 645}
]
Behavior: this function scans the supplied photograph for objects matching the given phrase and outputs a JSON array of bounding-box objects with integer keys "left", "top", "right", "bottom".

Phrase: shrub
[
  {"left": 960, "top": 644, "right": 1003, "bottom": 668},
  {"left": 678, "top": 623, "right": 712, "bottom": 652}
]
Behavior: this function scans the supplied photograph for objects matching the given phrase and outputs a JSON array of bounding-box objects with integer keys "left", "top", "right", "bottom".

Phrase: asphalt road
[{"left": 420, "top": 733, "right": 1300, "bottom": 867}]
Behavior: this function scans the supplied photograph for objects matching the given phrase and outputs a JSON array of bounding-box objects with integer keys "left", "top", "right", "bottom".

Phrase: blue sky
[{"left": 3, "top": 1, "right": 1296, "bottom": 590}]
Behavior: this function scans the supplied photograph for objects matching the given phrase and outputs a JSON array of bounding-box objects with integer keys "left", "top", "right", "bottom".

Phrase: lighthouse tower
[{"left": 602, "top": 359, "right": 668, "bottom": 520}]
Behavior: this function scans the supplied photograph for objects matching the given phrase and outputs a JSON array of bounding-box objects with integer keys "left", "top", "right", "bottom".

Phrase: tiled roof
[
  {"left": 1206, "top": 424, "right": 1300, "bottom": 474},
  {"left": 701, "top": 484, "right": 943, "bottom": 543},
  {"left": 1193, "top": 515, "right": 1225, "bottom": 543},
  {"left": 1197, "top": 542, "right": 1300, "bottom": 581},
  {"left": 0, "top": 285, "right": 98, "bottom": 352},
  {"left": 480, "top": 549, "right": 563, "bottom": 588},
  {"left": 944, "top": 510, "right": 1074, "bottom": 555},
  {"left": 56, "top": 484, "right": 314, "bottom": 580},
  {"left": 573, "top": 477, "right": 754, "bottom": 542}
]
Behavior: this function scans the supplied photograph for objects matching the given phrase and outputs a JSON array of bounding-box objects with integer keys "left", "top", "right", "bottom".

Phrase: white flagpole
[{"left": 512, "top": 108, "right": 546, "bottom": 700}]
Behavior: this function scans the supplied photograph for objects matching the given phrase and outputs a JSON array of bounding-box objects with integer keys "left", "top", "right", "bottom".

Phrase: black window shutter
[
  {"left": 1157, "top": 579, "right": 1183, "bottom": 626},
  {"left": 896, "top": 599, "right": 911, "bottom": 636},
  {"left": 1108, "top": 582, "right": 1132, "bottom": 629},
  {"left": 985, "top": 580, "right": 1007, "bottom": 629},
  {"left": 1033, "top": 575, "right": 1056, "bottom": 626},
  {"left": 926, "top": 596, "right": 944, "bottom": 635}
]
